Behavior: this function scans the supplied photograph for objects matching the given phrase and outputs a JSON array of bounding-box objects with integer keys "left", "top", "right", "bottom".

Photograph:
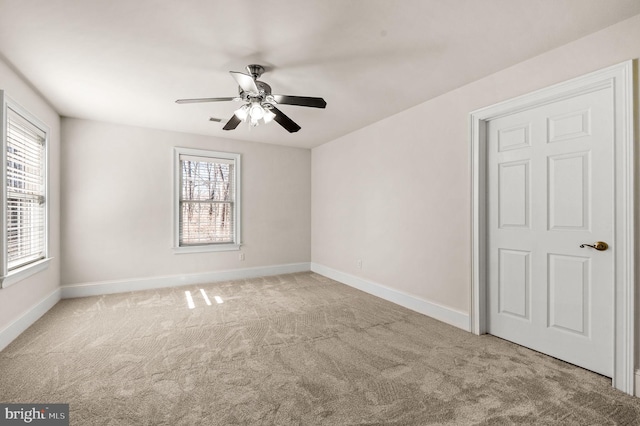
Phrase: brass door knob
[{"left": 579, "top": 241, "right": 608, "bottom": 251}]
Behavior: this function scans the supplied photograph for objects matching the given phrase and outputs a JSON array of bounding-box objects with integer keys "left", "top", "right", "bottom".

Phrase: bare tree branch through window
[{"left": 178, "top": 154, "right": 236, "bottom": 245}]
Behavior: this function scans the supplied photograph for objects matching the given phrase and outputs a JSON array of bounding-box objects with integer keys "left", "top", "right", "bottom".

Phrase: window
[
  {"left": 1, "top": 92, "right": 50, "bottom": 288},
  {"left": 174, "top": 147, "right": 241, "bottom": 252}
]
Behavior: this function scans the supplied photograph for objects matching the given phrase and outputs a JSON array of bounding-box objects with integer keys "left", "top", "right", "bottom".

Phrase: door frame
[{"left": 470, "top": 60, "right": 635, "bottom": 395}]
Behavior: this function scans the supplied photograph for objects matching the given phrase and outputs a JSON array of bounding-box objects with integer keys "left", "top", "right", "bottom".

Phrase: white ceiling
[{"left": 1, "top": 0, "right": 639, "bottom": 149}]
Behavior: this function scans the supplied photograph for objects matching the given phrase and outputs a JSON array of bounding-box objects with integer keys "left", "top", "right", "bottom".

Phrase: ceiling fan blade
[
  {"left": 270, "top": 106, "right": 301, "bottom": 133},
  {"left": 175, "top": 97, "right": 236, "bottom": 104},
  {"left": 222, "top": 115, "right": 242, "bottom": 131},
  {"left": 230, "top": 71, "right": 259, "bottom": 94},
  {"left": 272, "top": 95, "right": 327, "bottom": 109}
]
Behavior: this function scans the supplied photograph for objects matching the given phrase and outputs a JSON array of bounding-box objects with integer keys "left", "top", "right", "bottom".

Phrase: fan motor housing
[{"left": 239, "top": 80, "right": 272, "bottom": 101}]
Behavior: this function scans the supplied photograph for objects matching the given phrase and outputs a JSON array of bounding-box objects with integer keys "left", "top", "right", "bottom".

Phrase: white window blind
[
  {"left": 6, "top": 107, "right": 46, "bottom": 270},
  {"left": 179, "top": 154, "right": 236, "bottom": 245}
]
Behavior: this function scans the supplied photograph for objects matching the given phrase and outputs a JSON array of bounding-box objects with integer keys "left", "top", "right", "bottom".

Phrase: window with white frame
[
  {"left": 1, "top": 92, "right": 49, "bottom": 287},
  {"left": 174, "top": 147, "right": 241, "bottom": 252}
]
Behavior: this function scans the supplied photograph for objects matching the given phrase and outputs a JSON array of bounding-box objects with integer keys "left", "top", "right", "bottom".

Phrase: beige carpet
[{"left": 1, "top": 272, "right": 639, "bottom": 425}]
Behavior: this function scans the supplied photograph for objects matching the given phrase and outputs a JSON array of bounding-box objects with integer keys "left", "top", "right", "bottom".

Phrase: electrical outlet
[
  {"left": 357, "top": 259, "right": 362, "bottom": 269},
  {"left": 239, "top": 253, "right": 245, "bottom": 261}
]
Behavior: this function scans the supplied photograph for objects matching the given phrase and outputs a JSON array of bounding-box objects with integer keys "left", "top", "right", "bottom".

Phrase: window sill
[
  {"left": 173, "top": 244, "right": 241, "bottom": 254},
  {"left": 1, "top": 257, "right": 52, "bottom": 289}
]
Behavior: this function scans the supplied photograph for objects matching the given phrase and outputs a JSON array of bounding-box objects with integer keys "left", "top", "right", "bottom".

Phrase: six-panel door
[{"left": 487, "top": 86, "right": 614, "bottom": 377}]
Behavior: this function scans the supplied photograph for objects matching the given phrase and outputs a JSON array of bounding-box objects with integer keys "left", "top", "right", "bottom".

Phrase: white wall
[
  {"left": 312, "top": 14, "right": 640, "bottom": 359},
  {"left": 61, "top": 118, "right": 311, "bottom": 287},
  {"left": 0, "top": 58, "right": 61, "bottom": 336}
]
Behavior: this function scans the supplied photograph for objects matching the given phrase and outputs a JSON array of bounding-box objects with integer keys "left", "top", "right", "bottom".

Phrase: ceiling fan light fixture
[
  {"left": 249, "top": 102, "right": 265, "bottom": 120},
  {"left": 263, "top": 108, "right": 276, "bottom": 124},
  {"left": 234, "top": 104, "right": 249, "bottom": 121}
]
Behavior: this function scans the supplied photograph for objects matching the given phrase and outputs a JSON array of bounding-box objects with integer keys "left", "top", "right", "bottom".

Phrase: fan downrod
[{"left": 246, "top": 64, "right": 265, "bottom": 80}]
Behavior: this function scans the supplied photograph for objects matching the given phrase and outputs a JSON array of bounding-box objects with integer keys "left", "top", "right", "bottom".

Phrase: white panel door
[{"left": 487, "top": 86, "right": 614, "bottom": 376}]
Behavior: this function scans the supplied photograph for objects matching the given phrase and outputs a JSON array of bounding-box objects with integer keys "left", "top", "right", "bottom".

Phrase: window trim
[
  {"left": 173, "top": 147, "right": 241, "bottom": 253},
  {"left": 0, "top": 91, "right": 51, "bottom": 288}
]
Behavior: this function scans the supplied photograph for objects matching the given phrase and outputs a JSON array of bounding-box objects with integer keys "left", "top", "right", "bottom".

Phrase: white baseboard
[
  {"left": 0, "top": 288, "right": 61, "bottom": 352},
  {"left": 311, "top": 263, "right": 470, "bottom": 331},
  {"left": 61, "top": 262, "right": 311, "bottom": 298}
]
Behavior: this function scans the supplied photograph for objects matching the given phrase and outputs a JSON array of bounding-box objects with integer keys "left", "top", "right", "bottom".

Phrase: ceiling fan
[{"left": 176, "top": 64, "right": 326, "bottom": 133}]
